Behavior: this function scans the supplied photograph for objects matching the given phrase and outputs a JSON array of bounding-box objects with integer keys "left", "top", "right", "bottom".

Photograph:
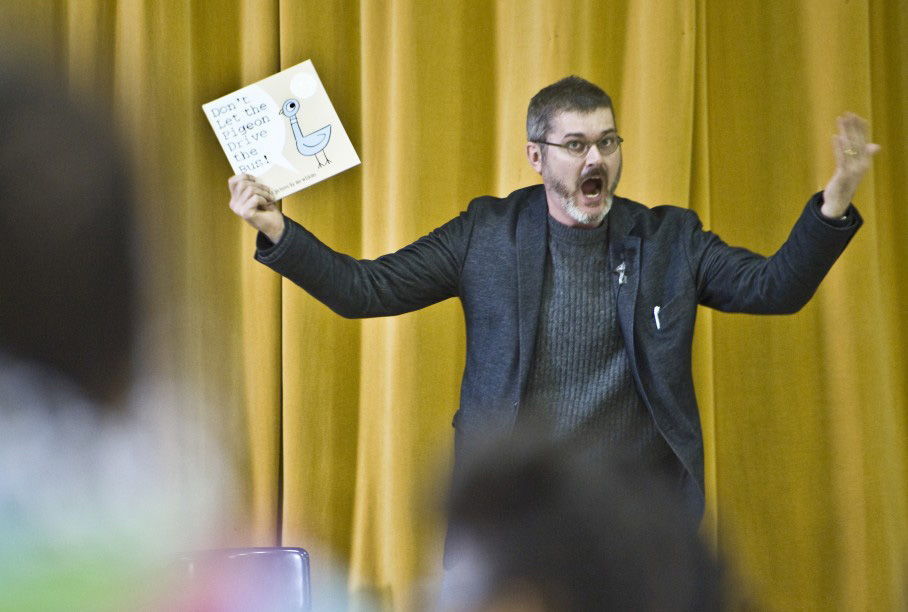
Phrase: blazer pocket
[{"left": 644, "top": 290, "right": 695, "bottom": 336}]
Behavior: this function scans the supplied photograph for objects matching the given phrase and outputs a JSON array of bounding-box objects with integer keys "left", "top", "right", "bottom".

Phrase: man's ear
[{"left": 526, "top": 142, "right": 543, "bottom": 173}]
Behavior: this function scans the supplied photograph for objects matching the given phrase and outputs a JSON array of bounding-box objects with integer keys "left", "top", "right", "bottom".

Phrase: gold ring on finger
[{"left": 844, "top": 147, "right": 858, "bottom": 156}]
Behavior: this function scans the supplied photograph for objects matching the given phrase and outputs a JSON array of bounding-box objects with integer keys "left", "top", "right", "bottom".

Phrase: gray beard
[
  {"left": 545, "top": 162, "right": 620, "bottom": 227},
  {"left": 560, "top": 194, "right": 613, "bottom": 226},
  {"left": 550, "top": 177, "right": 613, "bottom": 226}
]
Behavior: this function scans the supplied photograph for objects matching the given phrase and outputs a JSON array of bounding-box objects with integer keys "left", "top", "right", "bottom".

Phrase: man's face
[{"left": 526, "top": 107, "right": 622, "bottom": 228}]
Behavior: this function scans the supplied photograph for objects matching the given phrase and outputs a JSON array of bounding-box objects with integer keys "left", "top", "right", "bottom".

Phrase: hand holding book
[{"left": 228, "top": 174, "right": 284, "bottom": 244}]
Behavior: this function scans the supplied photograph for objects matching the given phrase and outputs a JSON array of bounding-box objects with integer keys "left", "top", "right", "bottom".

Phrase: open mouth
[{"left": 580, "top": 175, "right": 604, "bottom": 200}]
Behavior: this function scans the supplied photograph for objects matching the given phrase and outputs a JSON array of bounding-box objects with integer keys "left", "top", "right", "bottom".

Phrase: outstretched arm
[
  {"left": 255, "top": 214, "right": 469, "bottom": 318},
  {"left": 227, "top": 174, "right": 469, "bottom": 318},
  {"left": 691, "top": 113, "right": 877, "bottom": 314}
]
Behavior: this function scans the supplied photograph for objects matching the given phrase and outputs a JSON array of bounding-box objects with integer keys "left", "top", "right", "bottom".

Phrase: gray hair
[{"left": 526, "top": 76, "right": 614, "bottom": 142}]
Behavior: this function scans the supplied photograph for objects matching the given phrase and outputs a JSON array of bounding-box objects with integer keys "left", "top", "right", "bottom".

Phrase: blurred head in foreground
[
  {"left": 0, "top": 60, "right": 232, "bottom": 610},
  {"left": 442, "top": 431, "right": 722, "bottom": 611},
  {"left": 0, "top": 60, "right": 135, "bottom": 410}
]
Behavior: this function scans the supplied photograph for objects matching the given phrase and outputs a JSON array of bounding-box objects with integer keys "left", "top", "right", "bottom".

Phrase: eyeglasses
[{"left": 532, "top": 134, "right": 624, "bottom": 158}]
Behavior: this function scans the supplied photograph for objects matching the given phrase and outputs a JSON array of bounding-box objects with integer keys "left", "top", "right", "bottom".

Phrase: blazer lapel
[
  {"left": 515, "top": 188, "right": 548, "bottom": 406},
  {"left": 608, "top": 200, "right": 642, "bottom": 368}
]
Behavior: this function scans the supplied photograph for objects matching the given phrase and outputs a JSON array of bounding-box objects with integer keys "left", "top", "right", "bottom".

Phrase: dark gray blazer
[{"left": 256, "top": 184, "right": 861, "bottom": 517}]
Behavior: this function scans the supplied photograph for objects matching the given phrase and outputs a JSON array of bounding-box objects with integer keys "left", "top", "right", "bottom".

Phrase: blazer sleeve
[
  {"left": 254, "top": 208, "right": 474, "bottom": 318},
  {"left": 684, "top": 192, "right": 863, "bottom": 314}
]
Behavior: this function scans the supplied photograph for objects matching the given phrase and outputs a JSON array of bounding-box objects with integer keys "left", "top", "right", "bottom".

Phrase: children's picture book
[{"left": 202, "top": 59, "right": 360, "bottom": 199}]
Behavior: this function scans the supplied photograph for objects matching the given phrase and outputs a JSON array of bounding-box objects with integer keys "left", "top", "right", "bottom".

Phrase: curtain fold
[
  {"left": 5, "top": 0, "right": 905, "bottom": 609},
  {"left": 276, "top": 1, "right": 364, "bottom": 605}
]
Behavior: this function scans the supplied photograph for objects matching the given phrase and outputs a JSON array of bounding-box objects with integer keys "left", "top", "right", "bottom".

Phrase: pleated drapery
[{"left": 3, "top": 1, "right": 905, "bottom": 609}]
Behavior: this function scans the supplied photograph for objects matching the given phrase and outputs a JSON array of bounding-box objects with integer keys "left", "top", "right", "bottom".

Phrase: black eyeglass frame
[{"left": 531, "top": 135, "right": 624, "bottom": 157}]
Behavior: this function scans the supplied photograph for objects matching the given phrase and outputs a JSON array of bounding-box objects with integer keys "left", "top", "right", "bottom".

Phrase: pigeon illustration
[{"left": 280, "top": 98, "right": 331, "bottom": 167}]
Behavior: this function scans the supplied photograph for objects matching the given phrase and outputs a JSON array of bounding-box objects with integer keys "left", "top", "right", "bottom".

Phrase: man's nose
[{"left": 584, "top": 143, "right": 603, "bottom": 165}]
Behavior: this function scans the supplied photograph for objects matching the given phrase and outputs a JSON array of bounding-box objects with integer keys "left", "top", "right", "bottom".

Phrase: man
[{"left": 228, "top": 76, "right": 878, "bottom": 522}]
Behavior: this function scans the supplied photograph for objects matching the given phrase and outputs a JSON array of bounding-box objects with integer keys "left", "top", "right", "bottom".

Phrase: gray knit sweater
[{"left": 522, "top": 215, "right": 672, "bottom": 465}]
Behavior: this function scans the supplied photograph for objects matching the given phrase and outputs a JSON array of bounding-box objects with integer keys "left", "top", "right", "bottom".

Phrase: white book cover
[{"left": 202, "top": 59, "right": 360, "bottom": 199}]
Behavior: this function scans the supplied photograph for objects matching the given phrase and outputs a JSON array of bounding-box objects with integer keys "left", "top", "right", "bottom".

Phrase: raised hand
[
  {"left": 228, "top": 174, "right": 285, "bottom": 243},
  {"left": 821, "top": 113, "right": 881, "bottom": 219}
]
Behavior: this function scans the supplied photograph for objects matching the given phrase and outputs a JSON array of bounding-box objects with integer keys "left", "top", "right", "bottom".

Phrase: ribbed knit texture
[{"left": 522, "top": 215, "right": 672, "bottom": 465}]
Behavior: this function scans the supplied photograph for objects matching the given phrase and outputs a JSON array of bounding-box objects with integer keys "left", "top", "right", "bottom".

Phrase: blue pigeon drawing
[{"left": 280, "top": 98, "right": 332, "bottom": 167}]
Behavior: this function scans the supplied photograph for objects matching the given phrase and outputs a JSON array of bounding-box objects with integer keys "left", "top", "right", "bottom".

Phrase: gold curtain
[{"left": 4, "top": 0, "right": 905, "bottom": 609}]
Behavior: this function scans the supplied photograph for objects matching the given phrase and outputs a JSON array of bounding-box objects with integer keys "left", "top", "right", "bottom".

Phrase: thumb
[{"left": 255, "top": 194, "right": 280, "bottom": 213}]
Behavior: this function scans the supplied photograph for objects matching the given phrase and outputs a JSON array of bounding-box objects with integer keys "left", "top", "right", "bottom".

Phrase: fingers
[
  {"left": 237, "top": 194, "right": 274, "bottom": 221},
  {"left": 833, "top": 112, "right": 880, "bottom": 169},
  {"left": 227, "top": 174, "right": 283, "bottom": 238},
  {"left": 228, "top": 173, "right": 275, "bottom": 201},
  {"left": 228, "top": 174, "right": 275, "bottom": 212},
  {"left": 836, "top": 112, "right": 880, "bottom": 152},
  {"left": 824, "top": 113, "right": 880, "bottom": 212},
  {"left": 227, "top": 173, "right": 251, "bottom": 198},
  {"left": 832, "top": 134, "right": 845, "bottom": 167},
  {"left": 243, "top": 182, "right": 274, "bottom": 203},
  {"left": 232, "top": 184, "right": 276, "bottom": 220}
]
